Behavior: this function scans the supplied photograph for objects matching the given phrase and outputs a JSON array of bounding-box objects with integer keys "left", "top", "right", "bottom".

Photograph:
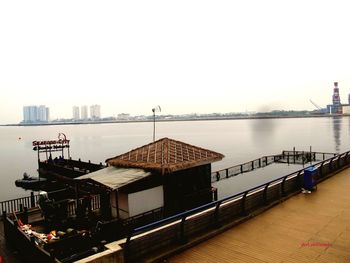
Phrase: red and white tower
[{"left": 332, "top": 82, "right": 342, "bottom": 113}]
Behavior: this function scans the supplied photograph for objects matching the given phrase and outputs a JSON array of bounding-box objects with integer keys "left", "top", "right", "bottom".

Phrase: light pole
[{"left": 152, "top": 105, "right": 161, "bottom": 142}]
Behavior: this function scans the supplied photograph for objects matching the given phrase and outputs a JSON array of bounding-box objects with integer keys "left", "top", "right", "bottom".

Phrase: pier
[{"left": 169, "top": 166, "right": 350, "bottom": 263}]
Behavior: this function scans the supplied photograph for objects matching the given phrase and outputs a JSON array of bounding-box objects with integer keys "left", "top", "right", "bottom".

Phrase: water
[{"left": 0, "top": 116, "right": 348, "bottom": 201}]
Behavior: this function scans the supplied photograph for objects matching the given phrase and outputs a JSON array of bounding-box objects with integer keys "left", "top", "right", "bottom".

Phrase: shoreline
[{"left": 1, "top": 113, "right": 348, "bottom": 127}]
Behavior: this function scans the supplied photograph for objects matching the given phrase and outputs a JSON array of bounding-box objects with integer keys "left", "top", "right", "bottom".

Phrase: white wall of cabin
[{"left": 128, "top": 186, "right": 164, "bottom": 217}]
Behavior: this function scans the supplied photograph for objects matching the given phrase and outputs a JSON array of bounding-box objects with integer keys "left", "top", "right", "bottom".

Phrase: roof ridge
[{"left": 106, "top": 137, "right": 224, "bottom": 174}]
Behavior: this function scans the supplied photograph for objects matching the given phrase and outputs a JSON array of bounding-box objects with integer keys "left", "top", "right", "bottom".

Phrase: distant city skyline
[
  {"left": 1, "top": 1, "right": 350, "bottom": 124},
  {"left": 14, "top": 81, "right": 350, "bottom": 124}
]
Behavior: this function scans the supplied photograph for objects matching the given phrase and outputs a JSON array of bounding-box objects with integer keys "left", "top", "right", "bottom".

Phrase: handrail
[
  {"left": 211, "top": 150, "right": 337, "bottom": 183},
  {"left": 127, "top": 150, "right": 344, "bottom": 241},
  {"left": 211, "top": 154, "right": 281, "bottom": 181},
  {"left": 282, "top": 150, "right": 337, "bottom": 155},
  {"left": 0, "top": 188, "right": 71, "bottom": 215}
]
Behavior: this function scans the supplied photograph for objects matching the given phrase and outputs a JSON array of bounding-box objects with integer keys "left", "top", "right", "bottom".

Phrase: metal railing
[
  {"left": 0, "top": 192, "right": 39, "bottom": 216},
  {"left": 0, "top": 189, "right": 101, "bottom": 217},
  {"left": 124, "top": 151, "right": 350, "bottom": 262},
  {"left": 279, "top": 150, "right": 337, "bottom": 165},
  {"left": 211, "top": 150, "right": 337, "bottom": 183},
  {"left": 211, "top": 154, "right": 281, "bottom": 182},
  {"left": 66, "top": 194, "right": 101, "bottom": 217}
]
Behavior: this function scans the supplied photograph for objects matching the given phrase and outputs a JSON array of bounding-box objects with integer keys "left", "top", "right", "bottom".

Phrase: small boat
[{"left": 15, "top": 172, "right": 47, "bottom": 190}]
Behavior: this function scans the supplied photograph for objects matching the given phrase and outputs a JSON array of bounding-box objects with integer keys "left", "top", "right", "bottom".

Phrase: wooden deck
[
  {"left": 0, "top": 218, "right": 23, "bottom": 263},
  {"left": 0, "top": 209, "right": 44, "bottom": 263},
  {"left": 169, "top": 167, "right": 350, "bottom": 263}
]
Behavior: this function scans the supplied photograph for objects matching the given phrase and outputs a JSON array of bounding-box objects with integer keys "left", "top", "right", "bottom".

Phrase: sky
[{"left": 1, "top": 0, "right": 350, "bottom": 124}]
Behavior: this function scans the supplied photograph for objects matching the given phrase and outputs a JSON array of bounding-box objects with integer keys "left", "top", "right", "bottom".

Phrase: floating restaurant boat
[{"left": 5, "top": 136, "right": 225, "bottom": 262}]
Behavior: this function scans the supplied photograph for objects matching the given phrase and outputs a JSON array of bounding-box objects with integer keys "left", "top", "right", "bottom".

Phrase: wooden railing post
[
  {"left": 23, "top": 207, "right": 28, "bottom": 224},
  {"left": 216, "top": 172, "right": 220, "bottom": 182},
  {"left": 241, "top": 191, "right": 248, "bottom": 216},
  {"left": 296, "top": 170, "right": 303, "bottom": 189},
  {"left": 124, "top": 232, "right": 133, "bottom": 262},
  {"left": 179, "top": 216, "right": 187, "bottom": 244},
  {"left": 281, "top": 177, "right": 287, "bottom": 197},
  {"left": 319, "top": 162, "right": 324, "bottom": 179},
  {"left": 263, "top": 183, "right": 270, "bottom": 205},
  {"left": 3, "top": 210, "right": 8, "bottom": 241},
  {"left": 30, "top": 192, "right": 35, "bottom": 208},
  {"left": 213, "top": 201, "right": 222, "bottom": 228}
]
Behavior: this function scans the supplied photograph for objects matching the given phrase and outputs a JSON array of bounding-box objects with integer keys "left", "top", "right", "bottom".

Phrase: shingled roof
[{"left": 106, "top": 137, "right": 224, "bottom": 174}]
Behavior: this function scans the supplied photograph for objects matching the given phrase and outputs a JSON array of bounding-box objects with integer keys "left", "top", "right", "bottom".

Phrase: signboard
[{"left": 32, "top": 133, "right": 70, "bottom": 152}]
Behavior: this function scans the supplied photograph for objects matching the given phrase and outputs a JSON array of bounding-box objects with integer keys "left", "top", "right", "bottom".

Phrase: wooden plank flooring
[{"left": 169, "top": 168, "right": 350, "bottom": 263}]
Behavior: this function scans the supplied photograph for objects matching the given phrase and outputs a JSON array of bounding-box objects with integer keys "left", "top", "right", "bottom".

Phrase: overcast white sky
[{"left": 1, "top": 0, "right": 350, "bottom": 124}]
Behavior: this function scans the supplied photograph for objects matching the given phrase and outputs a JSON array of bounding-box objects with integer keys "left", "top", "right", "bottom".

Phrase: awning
[{"left": 75, "top": 166, "right": 151, "bottom": 190}]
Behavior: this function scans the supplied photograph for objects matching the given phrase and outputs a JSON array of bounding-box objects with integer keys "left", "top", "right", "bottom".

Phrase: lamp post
[{"left": 152, "top": 105, "right": 161, "bottom": 142}]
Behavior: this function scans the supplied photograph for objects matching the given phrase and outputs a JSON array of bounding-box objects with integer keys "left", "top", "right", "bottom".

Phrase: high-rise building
[
  {"left": 332, "top": 82, "right": 342, "bottom": 114},
  {"left": 81, "top": 105, "right": 88, "bottom": 120},
  {"left": 23, "top": 106, "right": 37, "bottom": 123},
  {"left": 46, "top": 107, "right": 50, "bottom": 122},
  {"left": 23, "top": 106, "right": 32, "bottom": 123},
  {"left": 90, "top": 105, "right": 101, "bottom": 120},
  {"left": 23, "top": 105, "right": 49, "bottom": 123},
  {"left": 73, "top": 106, "right": 80, "bottom": 120},
  {"left": 38, "top": 105, "right": 48, "bottom": 122}
]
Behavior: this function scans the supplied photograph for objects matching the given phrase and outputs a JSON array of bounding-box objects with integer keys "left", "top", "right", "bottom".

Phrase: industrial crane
[{"left": 309, "top": 99, "right": 322, "bottom": 110}]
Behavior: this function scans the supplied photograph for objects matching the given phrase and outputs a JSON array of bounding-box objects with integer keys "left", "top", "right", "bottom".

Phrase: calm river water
[{"left": 0, "top": 116, "right": 348, "bottom": 201}]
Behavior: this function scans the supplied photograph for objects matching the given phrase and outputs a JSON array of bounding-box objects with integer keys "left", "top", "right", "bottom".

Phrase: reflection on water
[
  {"left": 250, "top": 119, "right": 277, "bottom": 148},
  {"left": 332, "top": 116, "right": 342, "bottom": 153}
]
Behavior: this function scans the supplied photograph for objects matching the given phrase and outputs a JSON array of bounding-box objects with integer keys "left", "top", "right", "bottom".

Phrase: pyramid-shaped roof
[{"left": 106, "top": 137, "right": 224, "bottom": 174}]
